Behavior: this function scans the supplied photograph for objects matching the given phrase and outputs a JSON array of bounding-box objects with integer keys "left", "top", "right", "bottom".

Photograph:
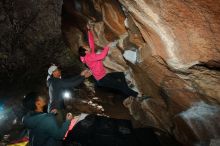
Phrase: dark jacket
[
  {"left": 23, "top": 112, "right": 70, "bottom": 146},
  {"left": 47, "top": 75, "right": 85, "bottom": 112}
]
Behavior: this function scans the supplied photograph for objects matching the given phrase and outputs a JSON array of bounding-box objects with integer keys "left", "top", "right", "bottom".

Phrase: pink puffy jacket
[{"left": 80, "top": 30, "right": 109, "bottom": 80}]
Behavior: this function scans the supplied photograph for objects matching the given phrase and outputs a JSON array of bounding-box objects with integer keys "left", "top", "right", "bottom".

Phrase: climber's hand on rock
[
  {"left": 87, "top": 20, "right": 95, "bottom": 30},
  {"left": 87, "top": 24, "right": 92, "bottom": 30}
]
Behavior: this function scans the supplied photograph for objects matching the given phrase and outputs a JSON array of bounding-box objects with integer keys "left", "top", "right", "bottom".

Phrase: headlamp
[{"left": 63, "top": 91, "right": 72, "bottom": 99}]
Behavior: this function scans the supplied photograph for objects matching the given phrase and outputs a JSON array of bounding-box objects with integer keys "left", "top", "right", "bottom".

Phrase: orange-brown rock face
[
  {"left": 62, "top": 0, "right": 220, "bottom": 145},
  {"left": 119, "top": 0, "right": 220, "bottom": 69}
]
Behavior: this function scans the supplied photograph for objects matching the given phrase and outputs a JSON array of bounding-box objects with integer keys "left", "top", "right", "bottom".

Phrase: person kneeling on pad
[{"left": 22, "top": 92, "right": 73, "bottom": 146}]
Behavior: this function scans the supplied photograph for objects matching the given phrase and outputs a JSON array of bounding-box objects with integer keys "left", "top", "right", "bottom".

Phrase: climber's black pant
[{"left": 96, "top": 72, "right": 138, "bottom": 98}]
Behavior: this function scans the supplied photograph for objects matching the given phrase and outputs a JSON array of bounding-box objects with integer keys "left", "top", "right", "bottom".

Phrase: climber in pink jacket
[
  {"left": 79, "top": 30, "right": 108, "bottom": 81},
  {"left": 78, "top": 25, "right": 138, "bottom": 98}
]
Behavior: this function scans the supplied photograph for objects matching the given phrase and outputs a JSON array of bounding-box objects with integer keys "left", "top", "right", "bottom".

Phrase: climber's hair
[{"left": 78, "top": 46, "right": 87, "bottom": 57}]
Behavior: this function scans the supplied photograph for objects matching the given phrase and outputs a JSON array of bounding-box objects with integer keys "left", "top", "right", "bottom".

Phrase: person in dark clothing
[
  {"left": 46, "top": 64, "right": 91, "bottom": 125},
  {"left": 22, "top": 92, "right": 73, "bottom": 146}
]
